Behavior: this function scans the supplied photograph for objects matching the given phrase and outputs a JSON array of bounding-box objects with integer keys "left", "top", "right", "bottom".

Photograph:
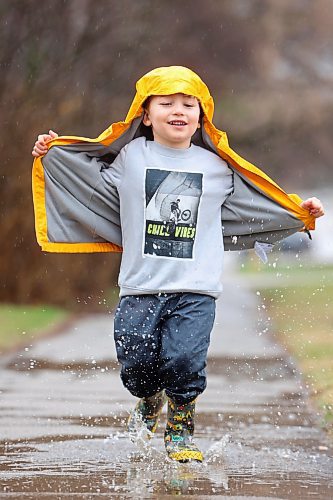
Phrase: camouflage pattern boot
[
  {"left": 164, "top": 398, "right": 203, "bottom": 462},
  {"left": 127, "top": 390, "right": 167, "bottom": 438}
]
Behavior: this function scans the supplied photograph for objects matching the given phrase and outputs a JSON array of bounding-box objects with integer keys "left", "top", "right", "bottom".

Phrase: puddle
[{"left": 1, "top": 434, "right": 332, "bottom": 498}]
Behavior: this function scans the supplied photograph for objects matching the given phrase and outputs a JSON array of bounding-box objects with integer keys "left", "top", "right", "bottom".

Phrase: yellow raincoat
[{"left": 32, "top": 66, "right": 315, "bottom": 254}]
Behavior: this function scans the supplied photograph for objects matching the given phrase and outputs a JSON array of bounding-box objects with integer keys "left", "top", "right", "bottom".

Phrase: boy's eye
[{"left": 160, "top": 102, "right": 196, "bottom": 108}]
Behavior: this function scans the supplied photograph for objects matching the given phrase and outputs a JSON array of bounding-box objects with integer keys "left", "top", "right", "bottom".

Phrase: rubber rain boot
[
  {"left": 164, "top": 398, "right": 203, "bottom": 462},
  {"left": 127, "top": 390, "right": 167, "bottom": 438}
]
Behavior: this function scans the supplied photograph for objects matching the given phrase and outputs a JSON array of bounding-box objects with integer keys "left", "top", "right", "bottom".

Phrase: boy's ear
[{"left": 143, "top": 110, "right": 151, "bottom": 126}]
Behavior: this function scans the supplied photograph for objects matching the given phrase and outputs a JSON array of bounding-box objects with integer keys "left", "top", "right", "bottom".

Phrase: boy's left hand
[{"left": 300, "top": 197, "right": 325, "bottom": 218}]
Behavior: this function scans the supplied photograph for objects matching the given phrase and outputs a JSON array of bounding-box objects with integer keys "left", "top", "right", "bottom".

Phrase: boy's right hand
[{"left": 32, "top": 130, "right": 58, "bottom": 157}]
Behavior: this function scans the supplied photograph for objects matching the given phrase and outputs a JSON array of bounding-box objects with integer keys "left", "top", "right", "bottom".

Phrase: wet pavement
[{"left": 0, "top": 262, "right": 332, "bottom": 499}]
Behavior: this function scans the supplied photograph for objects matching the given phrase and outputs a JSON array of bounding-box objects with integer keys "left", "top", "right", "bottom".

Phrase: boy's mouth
[{"left": 168, "top": 120, "right": 187, "bottom": 126}]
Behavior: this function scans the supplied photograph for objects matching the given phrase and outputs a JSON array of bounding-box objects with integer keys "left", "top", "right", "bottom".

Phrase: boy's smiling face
[{"left": 143, "top": 93, "right": 201, "bottom": 149}]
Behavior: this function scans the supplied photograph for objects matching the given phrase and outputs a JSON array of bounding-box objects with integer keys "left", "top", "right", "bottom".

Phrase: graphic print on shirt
[{"left": 144, "top": 169, "right": 203, "bottom": 259}]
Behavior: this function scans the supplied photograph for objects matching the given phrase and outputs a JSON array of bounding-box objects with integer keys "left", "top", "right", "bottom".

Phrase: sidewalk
[{"left": 0, "top": 265, "right": 332, "bottom": 498}]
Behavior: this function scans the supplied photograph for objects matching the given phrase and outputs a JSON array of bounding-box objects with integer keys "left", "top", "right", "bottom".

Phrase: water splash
[{"left": 205, "top": 434, "right": 230, "bottom": 464}]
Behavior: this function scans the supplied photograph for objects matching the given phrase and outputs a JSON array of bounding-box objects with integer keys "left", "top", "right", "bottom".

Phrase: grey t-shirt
[{"left": 102, "top": 137, "right": 233, "bottom": 298}]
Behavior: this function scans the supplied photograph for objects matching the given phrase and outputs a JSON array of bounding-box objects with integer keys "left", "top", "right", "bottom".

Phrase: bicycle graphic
[{"left": 167, "top": 199, "right": 192, "bottom": 233}]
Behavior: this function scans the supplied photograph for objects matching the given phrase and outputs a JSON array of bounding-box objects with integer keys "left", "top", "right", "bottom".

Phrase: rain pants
[{"left": 32, "top": 66, "right": 315, "bottom": 255}]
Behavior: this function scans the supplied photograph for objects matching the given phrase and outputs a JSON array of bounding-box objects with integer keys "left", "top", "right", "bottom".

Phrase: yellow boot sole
[{"left": 167, "top": 449, "right": 203, "bottom": 463}]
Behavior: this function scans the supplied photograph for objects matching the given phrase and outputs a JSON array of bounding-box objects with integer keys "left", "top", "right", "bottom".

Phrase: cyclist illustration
[
  {"left": 167, "top": 198, "right": 192, "bottom": 233},
  {"left": 170, "top": 199, "right": 181, "bottom": 223}
]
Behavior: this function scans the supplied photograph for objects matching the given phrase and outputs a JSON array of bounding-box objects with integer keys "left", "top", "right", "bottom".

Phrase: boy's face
[{"left": 143, "top": 93, "right": 201, "bottom": 149}]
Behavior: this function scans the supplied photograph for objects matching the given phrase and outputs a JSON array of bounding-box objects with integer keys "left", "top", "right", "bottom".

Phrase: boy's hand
[
  {"left": 32, "top": 130, "right": 58, "bottom": 157},
  {"left": 300, "top": 197, "right": 325, "bottom": 218}
]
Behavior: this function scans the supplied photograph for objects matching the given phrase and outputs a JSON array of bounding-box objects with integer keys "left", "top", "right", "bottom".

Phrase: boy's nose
[{"left": 173, "top": 105, "right": 185, "bottom": 115}]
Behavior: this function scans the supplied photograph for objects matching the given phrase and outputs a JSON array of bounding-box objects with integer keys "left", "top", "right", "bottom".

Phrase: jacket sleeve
[
  {"left": 33, "top": 143, "right": 123, "bottom": 252},
  {"left": 222, "top": 171, "right": 305, "bottom": 251}
]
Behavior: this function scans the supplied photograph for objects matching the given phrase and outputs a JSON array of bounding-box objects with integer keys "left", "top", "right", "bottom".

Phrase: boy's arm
[
  {"left": 32, "top": 130, "right": 58, "bottom": 157},
  {"left": 300, "top": 197, "right": 325, "bottom": 218}
]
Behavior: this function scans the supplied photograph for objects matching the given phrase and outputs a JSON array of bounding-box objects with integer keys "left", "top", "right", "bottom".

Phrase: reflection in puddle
[{"left": 1, "top": 434, "right": 231, "bottom": 496}]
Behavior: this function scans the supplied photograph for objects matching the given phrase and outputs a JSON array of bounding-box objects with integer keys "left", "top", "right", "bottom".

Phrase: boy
[{"left": 32, "top": 66, "right": 324, "bottom": 463}]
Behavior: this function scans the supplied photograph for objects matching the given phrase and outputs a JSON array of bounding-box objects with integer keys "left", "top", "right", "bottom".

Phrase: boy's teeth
[{"left": 170, "top": 121, "right": 186, "bottom": 125}]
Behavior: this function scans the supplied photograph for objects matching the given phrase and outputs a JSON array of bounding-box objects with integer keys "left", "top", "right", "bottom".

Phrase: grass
[
  {"left": 243, "top": 257, "right": 333, "bottom": 431},
  {"left": 0, "top": 304, "right": 69, "bottom": 354}
]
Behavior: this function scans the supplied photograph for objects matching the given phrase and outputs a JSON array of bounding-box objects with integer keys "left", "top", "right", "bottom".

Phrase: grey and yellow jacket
[{"left": 32, "top": 66, "right": 315, "bottom": 254}]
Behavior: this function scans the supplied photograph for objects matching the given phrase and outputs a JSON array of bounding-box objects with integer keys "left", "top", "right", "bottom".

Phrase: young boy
[{"left": 32, "top": 66, "right": 324, "bottom": 463}]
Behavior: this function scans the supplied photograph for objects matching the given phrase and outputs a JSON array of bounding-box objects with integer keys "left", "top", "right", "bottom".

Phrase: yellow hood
[{"left": 125, "top": 66, "right": 215, "bottom": 122}]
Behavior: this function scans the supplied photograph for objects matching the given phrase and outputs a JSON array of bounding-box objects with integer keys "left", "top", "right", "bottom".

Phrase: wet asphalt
[{"left": 0, "top": 260, "right": 332, "bottom": 499}]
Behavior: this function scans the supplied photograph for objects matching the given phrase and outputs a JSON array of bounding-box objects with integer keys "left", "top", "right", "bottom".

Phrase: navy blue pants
[{"left": 113, "top": 293, "right": 216, "bottom": 405}]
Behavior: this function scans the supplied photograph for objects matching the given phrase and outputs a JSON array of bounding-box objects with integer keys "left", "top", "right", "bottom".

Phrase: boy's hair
[{"left": 142, "top": 96, "right": 152, "bottom": 110}]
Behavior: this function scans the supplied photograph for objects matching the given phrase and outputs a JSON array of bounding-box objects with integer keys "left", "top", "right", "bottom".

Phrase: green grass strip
[{"left": 0, "top": 304, "right": 68, "bottom": 353}]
